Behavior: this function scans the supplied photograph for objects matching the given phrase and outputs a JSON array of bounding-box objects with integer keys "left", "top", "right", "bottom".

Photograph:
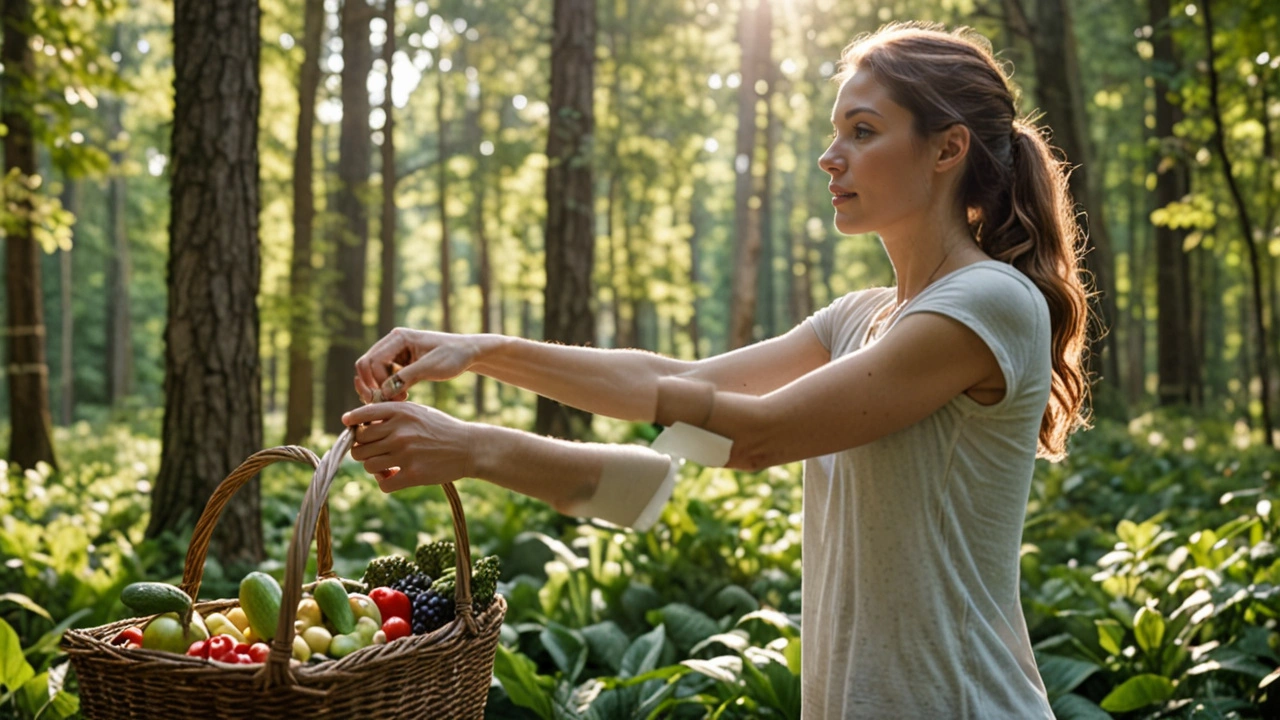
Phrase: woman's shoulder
[{"left": 917, "top": 261, "right": 1049, "bottom": 331}]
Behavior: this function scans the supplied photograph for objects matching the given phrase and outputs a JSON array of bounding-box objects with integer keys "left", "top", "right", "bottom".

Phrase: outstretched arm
[
  {"left": 354, "top": 322, "right": 829, "bottom": 422},
  {"left": 656, "top": 311, "right": 1004, "bottom": 470}
]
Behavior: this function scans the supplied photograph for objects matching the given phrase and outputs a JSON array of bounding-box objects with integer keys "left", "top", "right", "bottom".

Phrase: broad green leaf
[
  {"left": 1037, "top": 654, "right": 1101, "bottom": 699},
  {"left": 621, "top": 625, "right": 666, "bottom": 679},
  {"left": 690, "top": 631, "right": 749, "bottom": 657},
  {"left": 0, "top": 593, "right": 53, "bottom": 623},
  {"left": 23, "top": 608, "right": 91, "bottom": 658},
  {"left": 493, "top": 644, "right": 556, "bottom": 720},
  {"left": 1050, "top": 693, "right": 1113, "bottom": 720},
  {"left": 1134, "top": 606, "right": 1165, "bottom": 653},
  {"left": 708, "top": 585, "right": 759, "bottom": 619},
  {"left": 647, "top": 604, "right": 718, "bottom": 655},
  {"left": 1095, "top": 619, "right": 1125, "bottom": 657},
  {"left": 783, "top": 637, "right": 801, "bottom": 675},
  {"left": 0, "top": 619, "right": 35, "bottom": 693},
  {"left": 581, "top": 621, "right": 630, "bottom": 674},
  {"left": 585, "top": 685, "right": 641, "bottom": 719},
  {"left": 621, "top": 583, "right": 664, "bottom": 628},
  {"left": 540, "top": 622, "right": 587, "bottom": 683},
  {"left": 1099, "top": 674, "right": 1175, "bottom": 713}
]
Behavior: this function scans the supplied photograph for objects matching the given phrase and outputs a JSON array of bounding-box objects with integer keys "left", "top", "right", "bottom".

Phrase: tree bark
[
  {"left": 535, "top": 0, "right": 596, "bottom": 439},
  {"left": 1201, "top": 0, "right": 1275, "bottom": 446},
  {"left": 1149, "top": 0, "right": 1197, "bottom": 406},
  {"left": 470, "top": 88, "right": 493, "bottom": 417},
  {"left": 323, "top": 0, "right": 374, "bottom": 433},
  {"left": 3, "top": 0, "right": 58, "bottom": 471},
  {"left": 284, "top": 0, "right": 324, "bottom": 445},
  {"left": 1028, "top": 0, "right": 1120, "bottom": 394},
  {"left": 59, "top": 181, "right": 77, "bottom": 426},
  {"left": 728, "top": 0, "right": 770, "bottom": 350},
  {"left": 758, "top": 67, "right": 778, "bottom": 339},
  {"left": 432, "top": 44, "right": 454, "bottom": 410},
  {"left": 106, "top": 82, "right": 134, "bottom": 409},
  {"left": 148, "top": 0, "right": 263, "bottom": 563},
  {"left": 377, "top": 0, "right": 398, "bottom": 338}
]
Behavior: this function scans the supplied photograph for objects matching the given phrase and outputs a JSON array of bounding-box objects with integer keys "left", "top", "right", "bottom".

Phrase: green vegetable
[
  {"left": 121, "top": 582, "right": 193, "bottom": 616},
  {"left": 314, "top": 578, "right": 356, "bottom": 635},
  {"left": 239, "top": 572, "right": 283, "bottom": 641}
]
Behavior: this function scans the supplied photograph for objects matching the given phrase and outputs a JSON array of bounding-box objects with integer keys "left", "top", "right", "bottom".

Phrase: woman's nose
[{"left": 818, "top": 147, "right": 843, "bottom": 176}]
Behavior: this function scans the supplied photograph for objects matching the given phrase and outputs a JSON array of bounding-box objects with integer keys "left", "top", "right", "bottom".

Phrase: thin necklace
[{"left": 874, "top": 246, "right": 956, "bottom": 337}]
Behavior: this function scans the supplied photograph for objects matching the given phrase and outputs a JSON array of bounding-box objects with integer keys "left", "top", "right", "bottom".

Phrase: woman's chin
[{"left": 833, "top": 215, "right": 868, "bottom": 236}]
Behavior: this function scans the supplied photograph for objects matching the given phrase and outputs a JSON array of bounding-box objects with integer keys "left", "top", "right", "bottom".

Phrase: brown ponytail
[{"left": 838, "top": 23, "right": 1093, "bottom": 460}]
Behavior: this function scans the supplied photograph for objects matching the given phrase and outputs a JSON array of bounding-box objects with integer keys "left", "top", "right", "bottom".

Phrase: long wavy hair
[{"left": 837, "top": 22, "right": 1093, "bottom": 460}]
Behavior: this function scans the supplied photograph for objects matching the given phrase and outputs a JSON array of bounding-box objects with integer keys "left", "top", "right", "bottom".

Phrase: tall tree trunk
[
  {"left": 536, "top": 0, "right": 596, "bottom": 439},
  {"left": 1126, "top": 175, "right": 1146, "bottom": 406},
  {"left": 377, "top": 0, "right": 398, "bottom": 338},
  {"left": 624, "top": 202, "right": 642, "bottom": 349},
  {"left": 1026, "top": 0, "right": 1120, "bottom": 394},
  {"left": 284, "top": 0, "right": 324, "bottom": 445},
  {"left": 323, "top": 0, "right": 373, "bottom": 433},
  {"left": 106, "top": 99, "right": 134, "bottom": 408},
  {"left": 148, "top": 0, "right": 263, "bottom": 563},
  {"left": 3, "top": 0, "right": 57, "bottom": 471},
  {"left": 1200, "top": 0, "right": 1274, "bottom": 446},
  {"left": 1150, "top": 0, "right": 1196, "bottom": 407},
  {"left": 689, "top": 182, "right": 703, "bottom": 359},
  {"left": 728, "top": 0, "right": 770, "bottom": 350},
  {"left": 433, "top": 46, "right": 453, "bottom": 410},
  {"left": 470, "top": 84, "right": 493, "bottom": 417},
  {"left": 758, "top": 70, "right": 778, "bottom": 339},
  {"left": 58, "top": 181, "right": 77, "bottom": 426}
]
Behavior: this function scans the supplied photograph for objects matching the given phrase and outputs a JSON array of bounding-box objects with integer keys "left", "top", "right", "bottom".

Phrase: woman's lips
[{"left": 832, "top": 193, "right": 856, "bottom": 206}]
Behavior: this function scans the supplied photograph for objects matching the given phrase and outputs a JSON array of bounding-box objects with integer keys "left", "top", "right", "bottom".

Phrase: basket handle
[
  {"left": 260, "top": 428, "right": 481, "bottom": 689},
  {"left": 179, "top": 446, "right": 333, "bottom": 602}
]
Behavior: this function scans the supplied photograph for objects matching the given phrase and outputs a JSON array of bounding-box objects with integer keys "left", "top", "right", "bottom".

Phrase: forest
[{"left": 2, "top": 0, "right": 1279, "bottom": 717}]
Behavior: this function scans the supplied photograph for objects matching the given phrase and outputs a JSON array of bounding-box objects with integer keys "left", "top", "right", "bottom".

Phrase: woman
[{"left": 342, "top": 22, "right": 1090, "bottom": 718}]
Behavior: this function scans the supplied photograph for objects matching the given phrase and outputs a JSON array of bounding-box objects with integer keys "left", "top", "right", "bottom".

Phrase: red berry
[
  {"left": 248, "top": 643, "right": 270, "bottom": 663},
  {"left": 234, "top": 642, "right": 251, "bottom": 655},
  {"left": 113, "top": 627, "right": 144, "bottom": 646},
  {"left": 381, "top": 616, "right": 411, "bottom": 642},
  {"left": 208, "top": 635, "right": 236, "bottom": 661},
  {"left": 186, "top": 640, "right": 208, "bottom": 658},
  {"left": 369, "top": 587, "right": 412, "bottom": 624}
]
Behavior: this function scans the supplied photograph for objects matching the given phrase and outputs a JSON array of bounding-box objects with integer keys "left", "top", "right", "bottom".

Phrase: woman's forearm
[
  {"left": 471, "top": 335, "right": 691, "bottom": 422},
  {"left": 471, "top": 423, "right": 672, "bottom": 520}
]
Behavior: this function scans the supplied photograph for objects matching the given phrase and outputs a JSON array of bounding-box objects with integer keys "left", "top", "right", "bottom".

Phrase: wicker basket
[{"left": 62, "top": 429, "right": 506, "bottom": 719}]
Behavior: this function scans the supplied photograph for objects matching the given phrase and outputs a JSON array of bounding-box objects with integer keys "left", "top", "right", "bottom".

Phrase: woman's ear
[{"left": 934, "top": 123, "right": 971, "bottom": 173}]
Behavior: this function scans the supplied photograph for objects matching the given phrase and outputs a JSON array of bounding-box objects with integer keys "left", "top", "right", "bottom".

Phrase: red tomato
[
  {"left": 186, "top": 640, "right": 209, "bottom": 658},
  {"left": 248, "top": 643, "right": 270, "bottom": 663},
  {"left": 236, "top": 653, "right": 255, "bottom": 665},
  {"left": 381, "top": 616, "right": 411, "bottom": 642},
  {"left": 234, "top": 642, "right": 251, "bottom": 655},
  {"left": 113, "top": 627, "right": 144, "bottom": 646},
  {"left": 369, "top": 588, "right": 412, "bottom": 624},
  {"left": 207, "top": 635, "right": 236, "bottom": 661}
]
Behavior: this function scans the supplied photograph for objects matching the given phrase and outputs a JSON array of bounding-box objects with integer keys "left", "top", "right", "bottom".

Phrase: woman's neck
[{"left": 879, "top": 213, "right": 987, "bottom": 306}]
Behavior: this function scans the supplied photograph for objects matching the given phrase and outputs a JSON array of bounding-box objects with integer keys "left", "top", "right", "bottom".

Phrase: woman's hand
[
  {"left": 341, "top": 402, "right": 478, "bottom": 492},
  {"left": 353, "top": 328, "right": 490, "bottom": 403}
]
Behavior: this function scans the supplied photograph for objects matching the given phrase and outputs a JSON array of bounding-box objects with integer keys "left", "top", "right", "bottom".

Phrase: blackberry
[
  {"left": 390, "top": 572, "right": 433, "bottom": 600},
  {"left": 411, "top": 588, "right": 455, "bottom": 634}
]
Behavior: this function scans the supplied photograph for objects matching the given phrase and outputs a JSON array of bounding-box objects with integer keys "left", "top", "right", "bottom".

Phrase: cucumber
[
  {"left": 314, "top": 578, "right": 356, "bottom": 635},
  {"left": 239, "top": 571, "right": 283, "bottom": 641},
  {"left": 121, "top": 582, "right": 192, "bottom": 615}
]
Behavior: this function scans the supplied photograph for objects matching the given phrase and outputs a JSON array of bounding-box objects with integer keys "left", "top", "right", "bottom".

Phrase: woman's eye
[{"left": 854, "top": 126, "right": 873, "bottom": 139}]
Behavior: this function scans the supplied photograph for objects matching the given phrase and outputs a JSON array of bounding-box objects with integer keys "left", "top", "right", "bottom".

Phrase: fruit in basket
[
  {"left": 361, "top": 555, "right": 420, "bottom": 589},
  {"left": 328, "top": 632, "right": 364, "bottom": 659},
  {"left": 381, "top": 616, "right": 411, "bottom": 642},
  {"left": 411, "top": 588, "right": 455, "bottom": 635},
  {"left": 348, "top": 592, "right": 382, "bottom": 626},
  {"left": 315, "top": 578, "right": 356, "bottom": 634},
  {"left": 296, "top": 598, "right": 323, "bottom": 629},
  {"left": 225, "top": 606, "right": 250, "bottom": 632},
  {"left": 390, "top": 572, "right": 433, "bottom": 598},
  {"left": 415, "top": 540, "right": 456, "bottom": 578},
  {"left": 369, "top": 587, "right": 412, "bottom": 624},
  {"left": 354, "top": 616, "right": 380, "bottom": 643},
  {"left": 471, "top": 556, "right": 502, "bottom": 611},
  {"left": 142, "top": 611, "right": 210, "bottom": 654},
  {"left": 302, "top": 625, "right": 332, "bottom": 655},
  {"left": 205, "top": 612, "right": 248, "bottom": 643},
  {"left": 111, "top": 626, "right": 145, "bottom": 646},
  {"left": 292, "top": 634, "right": 312, "bottom": 662},
  {"left": 240, "top": 572, "right": 284, "bottom": 641},
  {"left": 122, "top": 582, "right": 194, "bottom": 616}
]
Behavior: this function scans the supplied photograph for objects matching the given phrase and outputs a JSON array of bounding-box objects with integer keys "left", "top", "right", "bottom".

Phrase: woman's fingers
[
  {"left": 355, "top": 329, "right": 418, "bottom": 401},
  {"left": 353, "top": 419, "right": 395, "bottom": 445}
]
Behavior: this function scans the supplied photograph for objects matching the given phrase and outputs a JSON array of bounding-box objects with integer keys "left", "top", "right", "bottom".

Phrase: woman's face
[{"left": 818, "top": 67, "right": 939, "bottom": 237}]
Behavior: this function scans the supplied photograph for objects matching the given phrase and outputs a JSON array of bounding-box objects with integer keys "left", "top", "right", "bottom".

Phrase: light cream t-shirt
[{"left": 800, "top": 261, "right": 1054, "bottom": 719}]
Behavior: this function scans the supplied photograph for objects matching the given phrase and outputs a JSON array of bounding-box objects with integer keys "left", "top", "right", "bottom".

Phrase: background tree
[
  {"left": 146, "top": 0, "right": 264, "bottom": 564},
  {"left": 536, "top": 0, "right": 596, "bottom": 439}
]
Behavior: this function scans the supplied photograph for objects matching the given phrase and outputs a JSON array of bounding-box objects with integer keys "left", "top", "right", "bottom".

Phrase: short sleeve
[
  {"left": 898, "top": 265, "right": 1049, "bottom": 412},
  {"left": 802, "top": 289, "right": 881, "bottom": 354}
]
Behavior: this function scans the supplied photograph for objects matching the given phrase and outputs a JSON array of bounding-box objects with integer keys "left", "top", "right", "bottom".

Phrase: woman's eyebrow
[{"left": 830, "top": 106, "right": 884, "bottom": 124}]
